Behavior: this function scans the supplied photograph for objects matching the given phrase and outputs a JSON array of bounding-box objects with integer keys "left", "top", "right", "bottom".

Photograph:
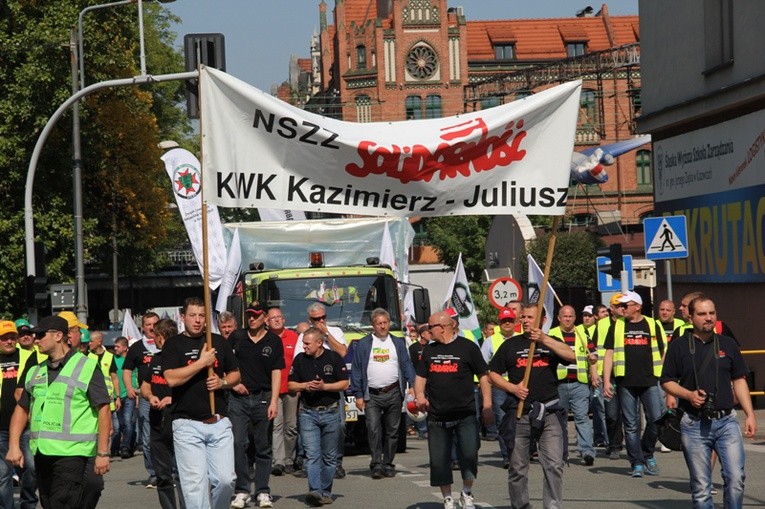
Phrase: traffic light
[
  {"left": 184, "top": 33, "right": 226, "bottom": 119},
  {"left": 26, "top": 275, "right": 49, "bottom": 309},
  {"left": 597, "top": 243, "right": 623, "bottom": 279}
]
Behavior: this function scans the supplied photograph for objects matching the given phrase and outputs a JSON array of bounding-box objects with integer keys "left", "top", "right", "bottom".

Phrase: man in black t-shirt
[
  {"left": 661, "top": 297, "right": 756, "bottom": 506},
  {"left": 288, "top": 328, "right": 348, "bottom": 507},
  {"left": 488, "top": 304, "right": 575, "bottom": 509},
  {"left": 414, "top": 311, "right": 493, "bottom": 509},
  {"left": 162, "top": 297, "right": 240, "bottom": 509},
  {"left": 603, "top": 291, "right": 667, "bottom": 478},
  {"left": 227, "top": 302, "right": 284, "bottom": 509},
  {"left": 141, "top": 318, "right": 185, "bottom": 509}
]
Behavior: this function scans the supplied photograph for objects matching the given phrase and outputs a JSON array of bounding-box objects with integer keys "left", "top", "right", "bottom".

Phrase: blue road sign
[
  {"left": 644, "top": 215, "right": 688, "bottom": 260},
  {"left": 597, "top": 254, "right": 633, "bottom": 292}
]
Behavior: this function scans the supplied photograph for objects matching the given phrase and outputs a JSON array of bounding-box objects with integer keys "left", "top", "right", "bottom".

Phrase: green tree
[
  {"left": 0, "top": 1, "right": 191, "bottom": 317},
  {"left": 522, "top": 230, "right": 603, "bottom": 288}
]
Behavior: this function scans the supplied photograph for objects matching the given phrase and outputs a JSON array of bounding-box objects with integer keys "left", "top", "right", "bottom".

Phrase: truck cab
[{"left": 228, "top": 254, "right": 429, "bottom": 451}]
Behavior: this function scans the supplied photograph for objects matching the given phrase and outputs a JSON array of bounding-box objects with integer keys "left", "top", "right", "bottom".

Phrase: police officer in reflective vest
[{"left": 6, "top": 315, "right": 112, "bottom": 509}]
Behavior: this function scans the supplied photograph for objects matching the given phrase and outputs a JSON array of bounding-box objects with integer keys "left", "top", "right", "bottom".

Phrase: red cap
[{"left": 498, "top": 308, "right": 516, "bottom": 321}]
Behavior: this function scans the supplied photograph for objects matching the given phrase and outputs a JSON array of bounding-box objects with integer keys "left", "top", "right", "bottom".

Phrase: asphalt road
[{"left": 29, "top": 409, "right": 765, "bottom": 508}]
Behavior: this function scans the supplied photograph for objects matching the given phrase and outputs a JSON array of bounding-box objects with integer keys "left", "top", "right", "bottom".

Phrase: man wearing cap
[
  {"left": 480, "top": 307, "right": 518, "bottom": 469},
  {"left": 123, "top": 311, "right": 160, "bottom": 487},
  {"left": 0, "top": 321, "right": 38, "bottom": 509},
  {"left": 591, "top": 296, "right": 625, "bottom": 460},
  {"left": 15, "top": 319, "right": 46, "bottom": 365},
  {"left": 162, "top": 297, "right": 240, "bottom": 509},
  {"left": 603, "top": 291, "right": 667, "bottom": 477},
  {"left": 351, "top": 308, "right": 415, "bottom": 480},
  {"left": 7, "top": 315, "right": 111, "bottom": 509},
  {"left": 226, "top": 302, "right": 284, "bottom": 509},
  {"left": 549, "top": 305, "right": 597, "bottom": 465},
  {"left": 578, "top": 306, "right": 607, "bottom": 448}
]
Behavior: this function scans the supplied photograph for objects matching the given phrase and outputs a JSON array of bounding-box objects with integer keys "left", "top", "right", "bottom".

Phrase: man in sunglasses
[
  {"left": 603, "top": 291, "right": 667, "bottom": 478},
  {"left": 7, "top": 315, "right": 112, "bottom": 509},
  {"left": 414, "top": 311, "right": 493, "bottom": 509}
]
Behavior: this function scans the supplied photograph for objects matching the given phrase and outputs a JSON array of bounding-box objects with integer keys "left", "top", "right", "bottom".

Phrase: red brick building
[{"left": 281, "top": 1, "right": 649, "bottom": 252}]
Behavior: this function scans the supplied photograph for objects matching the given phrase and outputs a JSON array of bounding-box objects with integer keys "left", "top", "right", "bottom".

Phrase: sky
[{"left": 165, "top": 1, "right": 639, "bottom": 93}]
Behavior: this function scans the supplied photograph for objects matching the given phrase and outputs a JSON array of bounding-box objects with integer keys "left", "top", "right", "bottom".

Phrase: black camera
[{"left": 702, "top": 392, "right": 717, "bottom": 419}]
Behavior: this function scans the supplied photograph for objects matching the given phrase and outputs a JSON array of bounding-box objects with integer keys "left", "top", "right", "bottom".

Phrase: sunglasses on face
[
  {"left": 427, "top": 323, "right": 444, "bottom": 331},
  {"left": 310, "top": 315, "right": 327, "bottom": 321}
]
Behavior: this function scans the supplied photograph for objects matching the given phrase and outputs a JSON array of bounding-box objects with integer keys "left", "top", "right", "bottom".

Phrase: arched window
[
  {"left": 355, "top": 95, "right": 371, "bottom": 123},
  {"left": 425, "top": 95, "right": 442, "bottom": 119},
  {"left": 636, "top": 149, "right": 652, "bottom": 186},
  {"left": 405, "top": 96, "right": 422, "bottom": 120}
]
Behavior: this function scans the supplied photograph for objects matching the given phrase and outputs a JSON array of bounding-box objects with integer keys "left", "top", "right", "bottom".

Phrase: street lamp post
[{"left": 70, "top": 0, "right": 176, "bottom": 324}]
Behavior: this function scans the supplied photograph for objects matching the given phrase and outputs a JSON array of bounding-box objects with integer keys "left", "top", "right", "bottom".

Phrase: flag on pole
[
  {"left": 379, "top": 221, "right": 398, "bottom": 277},
  {"left": 442, "top": 253, "right": 482, "bottom": 340},
  {"left": 121, "top": 309, "right": 142, "bottom": 345},
  {"left": 215, "top": 228, "right": 242, "bottom": 313},
  {"left": 527, "top": 254, "right": 557, "bottom": 333},
  {"left": 161, "top": 147, "right": 227, "bottom": 290}
]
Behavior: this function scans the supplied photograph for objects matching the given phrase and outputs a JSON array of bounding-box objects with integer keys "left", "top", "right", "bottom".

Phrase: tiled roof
[
  {"left": 343, "top": 0, "right": 378, "bottom": 27},
  {"left": 467, "top": 15, "right": 639, "bottom": 61}
]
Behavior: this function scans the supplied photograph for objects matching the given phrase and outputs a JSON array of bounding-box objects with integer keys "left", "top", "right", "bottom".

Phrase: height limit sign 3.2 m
[{"left": 488, "top": 277, "right": 523, "bottom": 310}]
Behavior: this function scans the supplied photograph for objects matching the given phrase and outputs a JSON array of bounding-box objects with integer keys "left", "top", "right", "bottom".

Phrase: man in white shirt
[{"left": 350, "top": 308, "right": 415, "bottom": 479}]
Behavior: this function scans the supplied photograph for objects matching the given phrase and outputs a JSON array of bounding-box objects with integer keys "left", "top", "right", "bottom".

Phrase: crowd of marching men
[{"left": 0, "top": 289, "right": 756, "bottom": 509}]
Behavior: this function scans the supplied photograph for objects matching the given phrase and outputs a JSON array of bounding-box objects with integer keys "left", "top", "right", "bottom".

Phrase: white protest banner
[
  {"left": 442, "top": 253, "right": 482, "bottom": 340},
  {"left": 162, "top": 147, "right": 227, "bottom": 289},
  {"left": 527, "top": 254, "right": 557, "bottom": 333},
  {"left": 200, "top": 67, "right": 581, "bottom": 217},
  {"left": 215, "top": 228, "right": 242, "bottom": 313}
]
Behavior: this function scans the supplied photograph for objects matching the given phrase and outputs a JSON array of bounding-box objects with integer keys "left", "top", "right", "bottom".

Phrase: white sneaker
[
  {"left": 231, "top": 492, "right": 251, "bottom": 509},
  {"left": 660, "top": 442, "right": 671, "bottom": 453},
  {"left": 460, "top": 491, "right": 475, "bottom": 509},
  {"left": 443, "top": 496, "right": 456, "bottom": 509},
  {"left": 257, "top": 493, "right": 273, "bottom": 508}
]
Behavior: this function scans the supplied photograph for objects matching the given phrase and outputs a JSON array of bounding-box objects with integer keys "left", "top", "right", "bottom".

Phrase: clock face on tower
[{"left": 406, "top": 44, "right": 438, "bottom": 80}]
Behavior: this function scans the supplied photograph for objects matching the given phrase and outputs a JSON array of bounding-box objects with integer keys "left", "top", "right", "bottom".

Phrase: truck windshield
[{"left": 258, "top": 274, "right": 401, "bottom": 331}]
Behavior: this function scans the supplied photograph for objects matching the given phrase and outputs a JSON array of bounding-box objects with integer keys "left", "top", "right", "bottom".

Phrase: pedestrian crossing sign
[{"left": 643, "top": 215, "right": 688, "bottom": 260}]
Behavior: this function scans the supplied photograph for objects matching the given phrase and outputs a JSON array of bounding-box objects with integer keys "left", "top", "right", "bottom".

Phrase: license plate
[{"left": 345, "top": 410, "right": 358, "bottom": 422}]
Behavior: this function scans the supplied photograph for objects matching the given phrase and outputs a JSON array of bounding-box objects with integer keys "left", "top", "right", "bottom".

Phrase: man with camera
[{"left": 660, "top": 296, "right": 756, "bottom": 507}]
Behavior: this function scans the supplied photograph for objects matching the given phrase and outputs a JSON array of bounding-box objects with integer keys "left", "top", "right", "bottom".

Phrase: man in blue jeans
[
  {"left": 162, "top": 297, "right": 239, "bottom": 509},
  {"left": 351, "top": 308, "right": 415, "bottom": 479},
  {"left": 661, "top": 296, "right": 757, "bottom": 508},
  {"left": 289, "top": 328, "right": 349, "bottom": 507},
  {"left": 603, "top": 291, "right": 666, "bottom": 478},
  {"left": 414, "top": 311, "right": 493, "bottom": 509}
]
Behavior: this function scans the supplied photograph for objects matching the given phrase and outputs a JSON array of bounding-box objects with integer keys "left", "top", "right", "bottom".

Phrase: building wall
[{"left": 637, "top": 0, "right": 764, "bottom": 373}]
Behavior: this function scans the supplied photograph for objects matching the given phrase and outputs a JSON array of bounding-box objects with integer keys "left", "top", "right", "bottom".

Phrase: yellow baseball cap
[
  {"left": 609, "top": 294, "right": 623, "bottom": 306},
  {"left": 0, "top": 320, "right": 18, "bottom": 337},
  {"left": 58, "top": 311, "right": 88, "bottom": 330}
]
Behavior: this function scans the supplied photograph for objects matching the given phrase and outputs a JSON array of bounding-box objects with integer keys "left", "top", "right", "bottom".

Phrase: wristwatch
[
  {"left": 97, "top": 452, "right": 110, "bottom": 458},
  {"left": 221, "top": 377, "right": 228, "bottom": 389}
]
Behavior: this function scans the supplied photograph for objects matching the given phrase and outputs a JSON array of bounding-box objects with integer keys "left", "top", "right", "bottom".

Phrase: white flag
[
  {"left": 527, "top": 254, "right": 557, "bottom": 333},
  {"left": 121, "top": 309, "right": 142, "bottom": 344},
  {"left": 161, "top": 147, "right": 227, "bottom": 290},
  {"left": 258, "top": 208, "right": 307, "bottom": 222},
  {"left": 215, "top": 228, "right": 242, "bottom": 313},
  {"left": 442, "top": 253, "right": 482, "bottom": 339},
  {"left": 379, "top": 221, "right": 398, "bottom": 277}
]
